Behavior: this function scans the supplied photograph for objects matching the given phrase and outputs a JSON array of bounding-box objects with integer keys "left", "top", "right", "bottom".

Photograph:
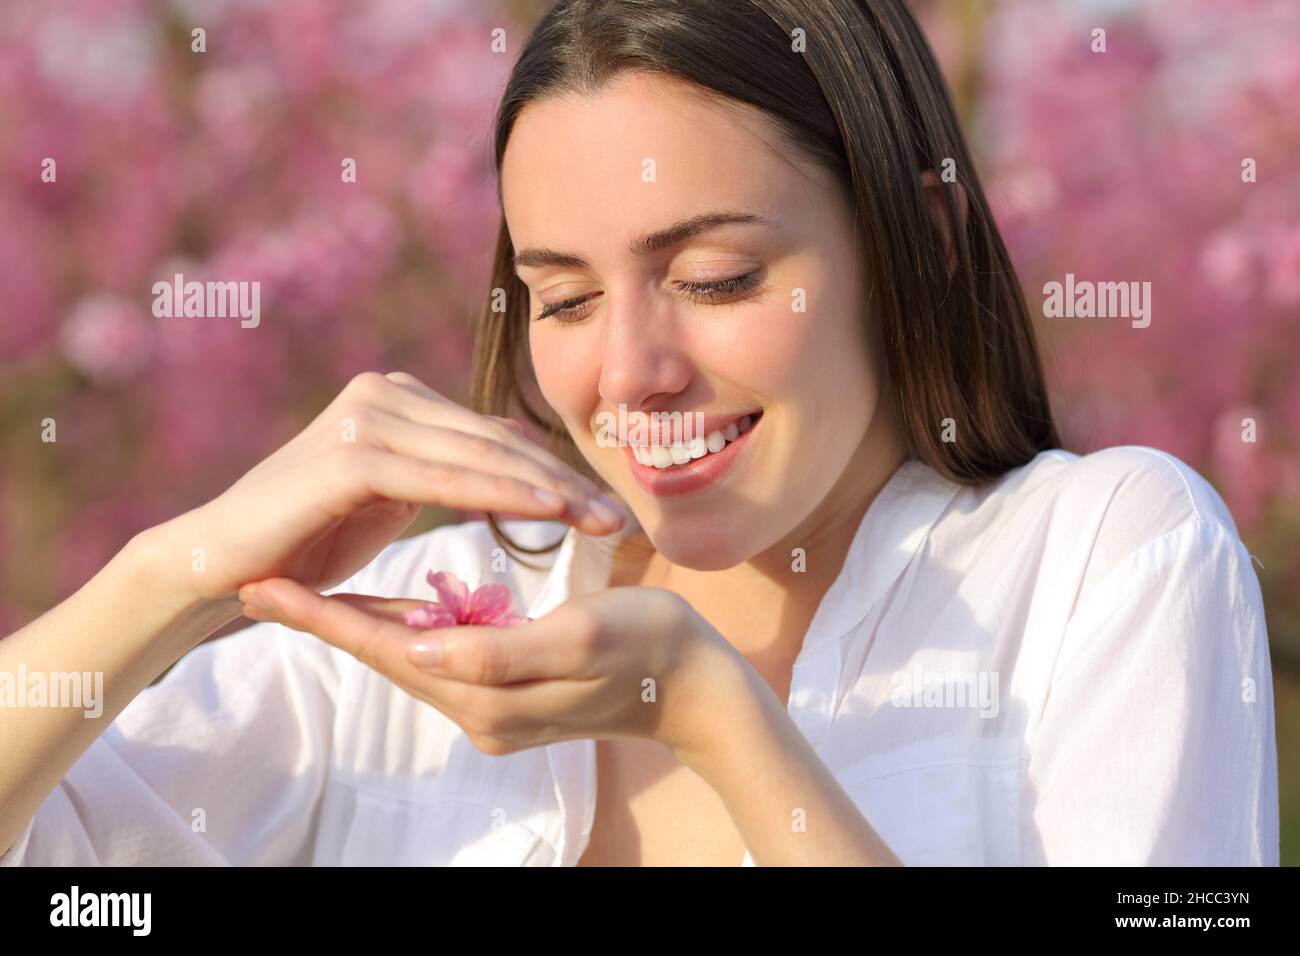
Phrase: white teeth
[{"left": 631, "top": 414, "right": 760, "bottom": 469}]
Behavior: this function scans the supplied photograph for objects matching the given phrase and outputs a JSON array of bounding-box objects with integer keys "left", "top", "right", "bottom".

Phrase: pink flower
[
  {"left": 59, "top": 293, "right": 155, "bottom": 385},
  {"left": 402, "top": 571, "right": 529, "bottom": 629}
]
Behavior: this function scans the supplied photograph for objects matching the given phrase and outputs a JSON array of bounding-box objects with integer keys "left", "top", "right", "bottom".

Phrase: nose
[{"left": 596, "top": 285, "right": 693, "bottom": 413}]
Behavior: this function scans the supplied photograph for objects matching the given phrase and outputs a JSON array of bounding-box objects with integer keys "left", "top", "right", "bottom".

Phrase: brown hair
[{"left": 472, "top": 0, "right": 1061, "bottom": 564}]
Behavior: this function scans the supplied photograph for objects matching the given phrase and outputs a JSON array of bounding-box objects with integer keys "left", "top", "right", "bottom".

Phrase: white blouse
[{"left": 1, "top": 445, "right": 1279, "bottom": 866}]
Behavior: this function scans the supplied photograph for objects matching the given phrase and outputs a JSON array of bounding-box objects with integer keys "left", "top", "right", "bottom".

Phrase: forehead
[{"left": 500, "top": 71, "right": 822, "bottom": 243}]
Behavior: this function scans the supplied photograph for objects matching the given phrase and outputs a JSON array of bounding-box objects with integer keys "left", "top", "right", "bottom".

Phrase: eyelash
[{"left": 533, "top": 271, "right": 762, "bottom": 324}]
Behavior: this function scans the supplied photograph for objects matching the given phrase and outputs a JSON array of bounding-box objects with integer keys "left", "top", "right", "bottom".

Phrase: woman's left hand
[{"left": 237, "top": 578, "right": 746, "bottom": 760}]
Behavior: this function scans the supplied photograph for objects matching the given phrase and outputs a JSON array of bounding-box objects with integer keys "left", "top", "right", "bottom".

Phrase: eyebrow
[{"left": 512, "top": 210, "right": 769, "bottom": 273}]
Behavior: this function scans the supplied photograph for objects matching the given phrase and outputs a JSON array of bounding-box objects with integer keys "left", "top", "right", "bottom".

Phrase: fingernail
[
  {"left": 532, "top": 487, "right": 566, "bottom": 509},
  {"left": 410, "top": 639, "right": 444, "bottom": 668},
  {"left": 587, "top": 496, "right": 625, "bottom": 527}
]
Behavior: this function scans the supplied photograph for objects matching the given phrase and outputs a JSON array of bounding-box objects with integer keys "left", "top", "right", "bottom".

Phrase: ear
[{"left": 919, "top": 169, "right": 969, "bottom": 276}]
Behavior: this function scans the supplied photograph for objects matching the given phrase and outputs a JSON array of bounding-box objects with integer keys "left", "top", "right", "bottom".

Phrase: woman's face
[{"left": 501, "top": 70, "right": 898, "bottom": 569}]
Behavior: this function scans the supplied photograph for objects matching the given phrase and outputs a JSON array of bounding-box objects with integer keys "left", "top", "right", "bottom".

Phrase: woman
[{"left": 0, "top": 0, "right": 1278, "bottom": 866}]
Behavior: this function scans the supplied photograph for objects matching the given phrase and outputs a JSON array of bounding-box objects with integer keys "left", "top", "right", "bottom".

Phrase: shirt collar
[
  {"left": 799, "top": 457, "right": 962, "bottom": 651},
  {"left": 535, "top": 456, "right": 961, "bottom": 865}
]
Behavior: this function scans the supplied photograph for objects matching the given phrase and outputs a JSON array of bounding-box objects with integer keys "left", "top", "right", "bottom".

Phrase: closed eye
[{"left": 533, "top": 271, "right": 764, "bottom": 324}]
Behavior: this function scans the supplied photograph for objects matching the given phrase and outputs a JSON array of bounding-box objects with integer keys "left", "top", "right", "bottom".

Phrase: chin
[{"left": 637, "top": 512, "right": 764, "bottom": 571}]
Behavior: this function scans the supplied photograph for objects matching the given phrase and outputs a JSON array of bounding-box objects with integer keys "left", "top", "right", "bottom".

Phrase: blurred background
[{"left": 1, "top": 0, "right": 1295, "bottom": 861}]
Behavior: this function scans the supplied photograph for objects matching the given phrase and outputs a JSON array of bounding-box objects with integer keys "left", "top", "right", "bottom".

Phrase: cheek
[
  {"left": 529, "top": 326, "right": 601, "bottom": 420},
  {"left": 740, "top": 283, "right": 875, "bottom": 396},
  {"left": 753, "top": 276, "right": 880, "bottom": 472}
]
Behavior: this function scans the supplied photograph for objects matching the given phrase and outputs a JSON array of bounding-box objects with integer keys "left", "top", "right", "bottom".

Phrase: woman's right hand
[{"left": 151, "top": 370, "right": 627, "bottom": 604}]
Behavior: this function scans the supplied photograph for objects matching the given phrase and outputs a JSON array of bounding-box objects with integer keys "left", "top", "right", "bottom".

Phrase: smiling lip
[{"left": 622, "top": 411, "right": 762, "bottom": 498}]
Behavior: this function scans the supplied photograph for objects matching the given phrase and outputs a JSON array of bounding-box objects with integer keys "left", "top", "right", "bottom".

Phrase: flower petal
[
  {"left": 402, "top": 602, "right": 458, "bottom": 629},
  {"left": 465, "top": 582, "right": 522, "bottom": 626},
  {"left": 426, "top": 570, "right": 471, "bottom": 621}
]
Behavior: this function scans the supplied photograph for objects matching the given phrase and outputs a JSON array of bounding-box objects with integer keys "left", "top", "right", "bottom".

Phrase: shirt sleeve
[
  {"left": 0, "top": 611, "right": 350, "bottom": 867},
  {"left": 1023, "top": 515, "right": 1279, "bottom": 865},
  {"left": 0, "top": 518, "right": 558, "bottom": 867}
]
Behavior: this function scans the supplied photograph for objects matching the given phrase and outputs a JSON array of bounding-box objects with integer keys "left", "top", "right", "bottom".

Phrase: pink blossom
[
  {"left": 1210, "top": 406, "right": 1272, "bottom": 533},
  {"left": 1200, "top": 230, "right": 1255, "bottom": 300},
  {"left": 59, "top": 293, "right": 155, "bottom": 384},
  {"left": 1264, "top": 225, "right": 1300, "bottom": 307},
  {"left": 403, "top": 571, "right": 529, "bottom": 629}
]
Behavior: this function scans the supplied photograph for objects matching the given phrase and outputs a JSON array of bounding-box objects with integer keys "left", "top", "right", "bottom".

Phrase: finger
[
  {"left": 239, "top": 578, "right": 588, "bottom": 747},
  {"left": 376, "top": 374, "right": 611, "bottom": 504},
  {"left": 240, "top": 579, "right": 432, "bottom": 674},
  {"left": 340, "top": 445, "right": 618, "bottom": 533},
  {"left": 485, "top": 415, "right": 525, "bottom": 437},
  {"left": 323, "top": 594, "right": 432, "bottom": 626},
  {"left": 246, "top": 583, "right": 580, "bottom": 732},
  {"left": 363, "top": 408, "right": 616, "bottom": 526},
  {"left": 383, "top": 370, "right": 439, "bottom": 392},
  {"left": 405, "top": 617, "right": 581, "bottom": 686},
  {"left": 241, "top": 581, "right": 508, "bottom": 723}
]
